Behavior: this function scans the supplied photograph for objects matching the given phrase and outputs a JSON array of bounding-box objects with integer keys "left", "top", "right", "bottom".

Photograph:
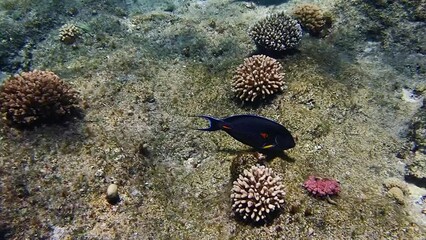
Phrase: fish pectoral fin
[{"left": 262, "top": 144, "right": 275, "bottom": 149}]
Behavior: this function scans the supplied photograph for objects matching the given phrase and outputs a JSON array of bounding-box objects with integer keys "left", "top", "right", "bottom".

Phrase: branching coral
[
  {"left": 231, "top": 165, "right": 285, "bottom": 222},
  {"left": 249, "top": 12, "right": 302, "bottom": 52},
  {"left": 231, "top": 54, "right": 284, "bottom": 102},
  {"left": 0, "top": 70, "right": 81, "bottom": 128}
]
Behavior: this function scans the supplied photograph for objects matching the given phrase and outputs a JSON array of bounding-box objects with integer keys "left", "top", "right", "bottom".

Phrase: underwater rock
[
  {"left": 387, "top": 187, "right": 405, "bottom": 205},
  {"left": 229, "top": 153, "right": 259, "bottom": 181},
  {"left": 405, "top": 152, "right": 426, "bottom": 187},
  {"left": 383, "top": 177, "right": 410, "bottom": 195},
  {"left": 407, "top": 106, "right": 426, "bottom": 153},
  {"left": 106, "top": 184, "right": 119, "bottom": 205},
  {"left": 383, "top": 178, "right": 410, "bottom": 205},
  {"left": 405, "top": 106, "right": 426, "bottom": 187}
]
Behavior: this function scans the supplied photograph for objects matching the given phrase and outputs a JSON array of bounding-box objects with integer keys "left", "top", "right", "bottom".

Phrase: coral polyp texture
[
  {"left": 59, "top": 23, "right": 81, "bottom": 44},
  {"left": 231, "top": 55, "right": 284, "bottom": 102},
  {"left": 231, "top": 165, "right": 285, "bottom": 222},
  {"left": 303, "top": 176, "right": 341, "bottom": 198},
  {"left": 249, "top": 12, "right": 302, "bottom": 52},
  {"left": 292, "top": 4, "right": 327, "bottom": 35},
  {"left": 0, "top": 70, "right": 81, "bottom": 128}
]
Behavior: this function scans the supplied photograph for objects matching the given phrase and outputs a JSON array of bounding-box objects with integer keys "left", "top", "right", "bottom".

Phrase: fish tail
[{"left": 196, "top": 115, "right": 224, "bottom": 131}]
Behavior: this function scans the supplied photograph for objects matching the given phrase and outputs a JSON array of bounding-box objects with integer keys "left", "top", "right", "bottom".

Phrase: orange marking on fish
[
  {"left": 260, "top": 132, "right": 268, "bottom": 139},
  {"left": 222, "top": 125, "right": 232, "bottom": 130}
]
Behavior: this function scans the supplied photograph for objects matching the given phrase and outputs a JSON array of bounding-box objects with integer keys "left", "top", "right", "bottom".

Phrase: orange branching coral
[
  {"left": 293, "top": 4, "right": 327, "bottom": 36},
  {"left": 0, "top": 70, "right": 81, "bottom": 128},
  {"left": 231, "top": 55, "right": 284, "bottom": 102}
]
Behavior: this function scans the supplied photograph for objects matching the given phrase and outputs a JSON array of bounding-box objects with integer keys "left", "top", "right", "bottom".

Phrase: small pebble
[{"left": 106, "top": 184, "right": 120, "bottom": 204}]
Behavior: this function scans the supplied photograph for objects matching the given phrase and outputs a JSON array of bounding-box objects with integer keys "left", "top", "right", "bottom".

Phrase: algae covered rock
[
  {"left": 405, "top": 152, "right": 426, "bottom": 187},
  {"left": 405, "top": 106, "right": 426, "bottom": 187},
  {"left": 387, "top": 187, "right": 405, "bottom": 205},
  {"left": 383, "top": 177, "right": 410, "bottom": 205},
  {"left": 230, "top": 153, "right": 258, "bottom": 181},
  {"left": 408, "top": 107, "right": 426, "bottom": 153}
]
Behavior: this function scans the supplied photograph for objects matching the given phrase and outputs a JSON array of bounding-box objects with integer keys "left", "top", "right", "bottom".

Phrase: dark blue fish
[{"left": 196, "top": 114, "right": 295, "bottom": 151}]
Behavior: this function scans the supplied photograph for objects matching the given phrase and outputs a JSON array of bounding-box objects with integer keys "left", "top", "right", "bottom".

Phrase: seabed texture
[{"left": 0, "top": 0, "right": 425, "bottom": 239}]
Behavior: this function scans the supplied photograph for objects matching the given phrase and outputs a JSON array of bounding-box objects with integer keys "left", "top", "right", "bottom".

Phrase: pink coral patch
[{"left": 303, "top": 176, "right": 341, "bottom": 197}]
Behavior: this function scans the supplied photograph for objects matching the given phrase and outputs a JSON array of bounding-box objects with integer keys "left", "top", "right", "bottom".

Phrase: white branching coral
[
  {"left": 231, "top": 55, "right": 284, "bottom": 102},
  {"left": 231, "top": 165, "right": 285, "bottom": 222}
]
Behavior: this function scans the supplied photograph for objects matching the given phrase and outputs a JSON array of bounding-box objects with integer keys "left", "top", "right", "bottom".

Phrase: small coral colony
[{"left": 0, "top": 4, "right": 339, "bottom": 224}]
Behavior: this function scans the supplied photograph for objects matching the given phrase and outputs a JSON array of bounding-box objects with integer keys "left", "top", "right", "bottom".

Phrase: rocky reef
[{"left": 0, "top": 0, "right": 425, "bottom": 239}]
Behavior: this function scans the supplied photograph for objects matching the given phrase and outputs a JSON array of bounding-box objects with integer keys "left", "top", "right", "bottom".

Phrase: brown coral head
[
  {"left": 0, "top": 70, "right": 82, "bottom": 128},
  {"left": 231, "top": 165, "right": 285, "bottom": 222},
  {"left": 232, "top": 55, "right": 284, "bottom": 102},
  {"left": 292, "top": 4, "right": 327, "bottom": 36}
]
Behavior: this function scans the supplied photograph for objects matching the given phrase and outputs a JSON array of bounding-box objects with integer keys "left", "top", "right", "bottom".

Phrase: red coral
[{"left": 303, "top": 176, "right": 341, "bottom": 197}]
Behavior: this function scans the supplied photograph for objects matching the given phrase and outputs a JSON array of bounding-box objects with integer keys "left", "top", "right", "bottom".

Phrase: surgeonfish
[{"left": 196, "top": 114, "right": 295, "bottom": 151}]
